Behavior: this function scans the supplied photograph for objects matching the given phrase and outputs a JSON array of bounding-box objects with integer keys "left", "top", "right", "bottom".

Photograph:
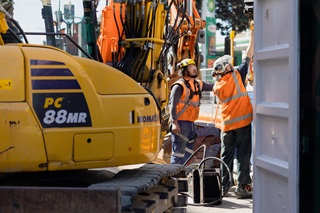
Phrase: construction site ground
[
  {"left": 186, "top": 187, "right": 252, "bottom": 213},
  {"left": 153, "top": 149, "right": 253, "bottom": 213},
  {"left": 153, "top": 100, "right": 253, "bottom": 212},
  {"left": 189, "top": 102, "right": 253, "bottom": 212}
]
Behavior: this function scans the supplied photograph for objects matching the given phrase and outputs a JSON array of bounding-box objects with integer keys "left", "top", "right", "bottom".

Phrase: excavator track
[{"left": 0, "top": 164, "right": 188, "bottom": 213}]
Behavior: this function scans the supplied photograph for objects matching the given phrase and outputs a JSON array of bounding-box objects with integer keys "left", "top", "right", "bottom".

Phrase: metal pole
[{"left": 230, "top": 30, "right": 235, "bottom": 65}]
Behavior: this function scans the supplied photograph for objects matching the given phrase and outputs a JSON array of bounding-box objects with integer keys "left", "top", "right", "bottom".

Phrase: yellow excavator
[{"left": 0, "top": 0, "right": 206, "bottom": 211}]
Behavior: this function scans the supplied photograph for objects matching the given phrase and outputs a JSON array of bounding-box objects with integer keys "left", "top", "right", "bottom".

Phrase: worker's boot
[{"left": 234, "top": 184, "right": 252, "bottom": 199}]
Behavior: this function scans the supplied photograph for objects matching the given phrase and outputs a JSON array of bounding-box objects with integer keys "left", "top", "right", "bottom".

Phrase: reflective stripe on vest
[
  {"left": 173, "top": 78, "right": 203, "bottom": 122},
  {"left": 215, "top": 72, "right": 248, "bottom": 104},
  {"left": 214, "top": 70, "right": 253, "bottom": 132}
]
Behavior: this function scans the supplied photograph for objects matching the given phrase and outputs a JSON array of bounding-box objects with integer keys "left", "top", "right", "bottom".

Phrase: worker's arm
[
  {"left": 169, "top": 84, "right": 183, "bottom": 134},
  {"left": 246, "top": 30, "right": 254, "bottom": 59},
  {"left": 202, "top": 81, "right": 214, "bottom": 91},
  {"left": 237, "top": 30, "right": 254, "bottom": 85},
  {"left": 169, "top": 84, "right": 183, "bottom": 121}
]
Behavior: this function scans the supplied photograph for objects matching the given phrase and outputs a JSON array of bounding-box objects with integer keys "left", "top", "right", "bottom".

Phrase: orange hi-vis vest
[
  {"left": 213, "top": 70, "right": 253, "bottom": 132},
  {"left": 173, "top": 78, "right": 203, "bottom": 122}
]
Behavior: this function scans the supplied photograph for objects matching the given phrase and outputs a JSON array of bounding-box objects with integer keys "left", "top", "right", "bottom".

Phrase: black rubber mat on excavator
[
  {"left": 89, "top": 163, "right": 186, "bottom": 212},
  {"left": 90, "top": 164, "right": 184, "bottom": 190}
]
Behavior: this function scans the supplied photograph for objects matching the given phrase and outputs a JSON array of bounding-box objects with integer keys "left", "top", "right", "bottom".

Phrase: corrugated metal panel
[{"left": 253, "top": 0, "right": 299, "bottom": 212}]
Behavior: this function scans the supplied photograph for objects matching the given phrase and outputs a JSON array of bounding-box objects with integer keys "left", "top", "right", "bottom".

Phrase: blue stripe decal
[
  {"left": 32, "top": 80, "right": 81, "bottom": 90},
  {"left": 31, "top": 68, "right": 74, "bottom": 76},
  {"left": 30, "top": 60, "right": 65, "bottom": 65}
]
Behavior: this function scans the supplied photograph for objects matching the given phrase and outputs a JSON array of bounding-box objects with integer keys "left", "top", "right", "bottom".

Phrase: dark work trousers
[
  {"left": 170, "top": 120, "right": 196, "bottom": 165},
  {"left": 221, "top": 124, "right": 252, "bottom": 188}
]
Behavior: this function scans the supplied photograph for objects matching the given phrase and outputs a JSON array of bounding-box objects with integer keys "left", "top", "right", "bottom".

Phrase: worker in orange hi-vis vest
[
  {"left": 212, "top": 30, "right": 254, "bottom": 199},
  {"left": 169, "top": 58, "right": 214, "bottom": 165}
]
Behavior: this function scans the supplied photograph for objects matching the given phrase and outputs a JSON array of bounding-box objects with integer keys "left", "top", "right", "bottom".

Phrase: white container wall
[{"left": 253, "top": 0, "right": 299, "bottom": 212}]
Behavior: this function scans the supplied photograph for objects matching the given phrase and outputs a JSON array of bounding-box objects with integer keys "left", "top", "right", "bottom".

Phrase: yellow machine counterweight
[{"left": 0, "top": 44, "right": 161, "bottom": 172}]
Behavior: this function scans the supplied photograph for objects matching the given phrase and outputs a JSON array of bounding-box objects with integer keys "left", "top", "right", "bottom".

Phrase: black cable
[
  {"left": 130, "top": 46, "right": 146, "bottom": 80},
  {"left": 11, "top": 19, "right": 28, "bottom": 43},
  {"left": 157, "top": 7, "right": 171, "bottom": 64},
  {"left": 147, "top": 1, "right": 158, "bottom": 38},
  {"left": 113, "top": 4, "right": 122, "bottom": 65},
  {"left": 137, "top": 49, "right": 149, "bottom": 83},
  {"left": 137, "top": 1, "right": 145, "bottom": 38},
  {"left": 159, "top": 0, "right": 184, "bottom": 64},
  {"left": 129, "top": 0, "right": 135, "bottom": 37},
  {"left": 144, "top": 1, "right": 153, "bottom": 38},
  {"left": 182, "top": 148, "right": 233, "bottom": 206},
  {"left": 5, "top": 27, "right": 23, "bottom": 43},
  {"left": 120, "top": 2, "right": 131, "bottom": 38},
  {"left": 142, "top": 1, "right": 158, "bottom": 83}
]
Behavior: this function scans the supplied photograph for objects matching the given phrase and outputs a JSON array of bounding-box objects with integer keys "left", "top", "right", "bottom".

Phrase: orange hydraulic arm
[
  {"left": 163, "top": 0, "right": 205, "bottom": 88},
  {"left": 97, "top": 0, "right": 169, "bottom": 111},
  {"left": 97, "top": 0, "right": 125, "bottom": 65},
  {"left": 169, "top": 0, "right": 205, "bottom": 65}
]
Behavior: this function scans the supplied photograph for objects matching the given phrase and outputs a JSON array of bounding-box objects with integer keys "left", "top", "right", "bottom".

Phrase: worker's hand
[
  {"left": 171, "top": 120, "right": 181, "bottom": 135},
  {"left": 249, "top": 29, "right": 254, "bottom": 39},
  {"left": 246, "top": 30, "right": 254, "bottom": 59}
]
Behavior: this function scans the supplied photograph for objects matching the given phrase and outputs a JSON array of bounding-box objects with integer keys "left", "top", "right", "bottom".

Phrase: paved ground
[
  {"left": 154, "top": 150, "right": 253, "bottom": 213},
  {"left": 186, "top": 186, "right": 252, "bottom": 213}
]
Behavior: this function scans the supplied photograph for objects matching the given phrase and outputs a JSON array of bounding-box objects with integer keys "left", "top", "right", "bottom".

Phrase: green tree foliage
[{"left": 215, "top": 0, "right": 250, "bottom": 35}]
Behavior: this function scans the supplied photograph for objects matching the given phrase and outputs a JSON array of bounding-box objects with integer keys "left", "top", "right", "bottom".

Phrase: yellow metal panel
[
  {"left": 74, "top": 133, "right": 114, "bottom": 161},
  {"left": 0, "top": 103, "right": 47, "bottom": 172},
  {"left": 16, "top": 44, "right": 161, "bottom": 171},
  {"left": 73, "top": 57, "right": 148, "bottom": 95},
  {"left": 0, "top": 12, "right": 8, "bottom": 34},
  {"left": 0, "top": 46, "right": 25, "bottom": 101},
  {"left": 45, "top": 126, "right": 159, "bottom": 170},
  {"left": 43, "top": 131, "right": 74, "bottom": 164}
]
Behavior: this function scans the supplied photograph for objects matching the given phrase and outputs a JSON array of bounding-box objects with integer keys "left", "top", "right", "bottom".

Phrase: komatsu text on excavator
[{"left": 0, "top": 0, "right": 206, "bottom": 212}]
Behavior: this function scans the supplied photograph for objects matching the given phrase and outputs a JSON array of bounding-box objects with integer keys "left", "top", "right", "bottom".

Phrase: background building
[{"left": 200, "top": 0, "right": 250, "bottom": 69}]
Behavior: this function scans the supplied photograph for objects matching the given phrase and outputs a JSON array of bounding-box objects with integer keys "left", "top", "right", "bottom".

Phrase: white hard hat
[{"left": 212, "top": 55, "right": 233, "bottom": 76}]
